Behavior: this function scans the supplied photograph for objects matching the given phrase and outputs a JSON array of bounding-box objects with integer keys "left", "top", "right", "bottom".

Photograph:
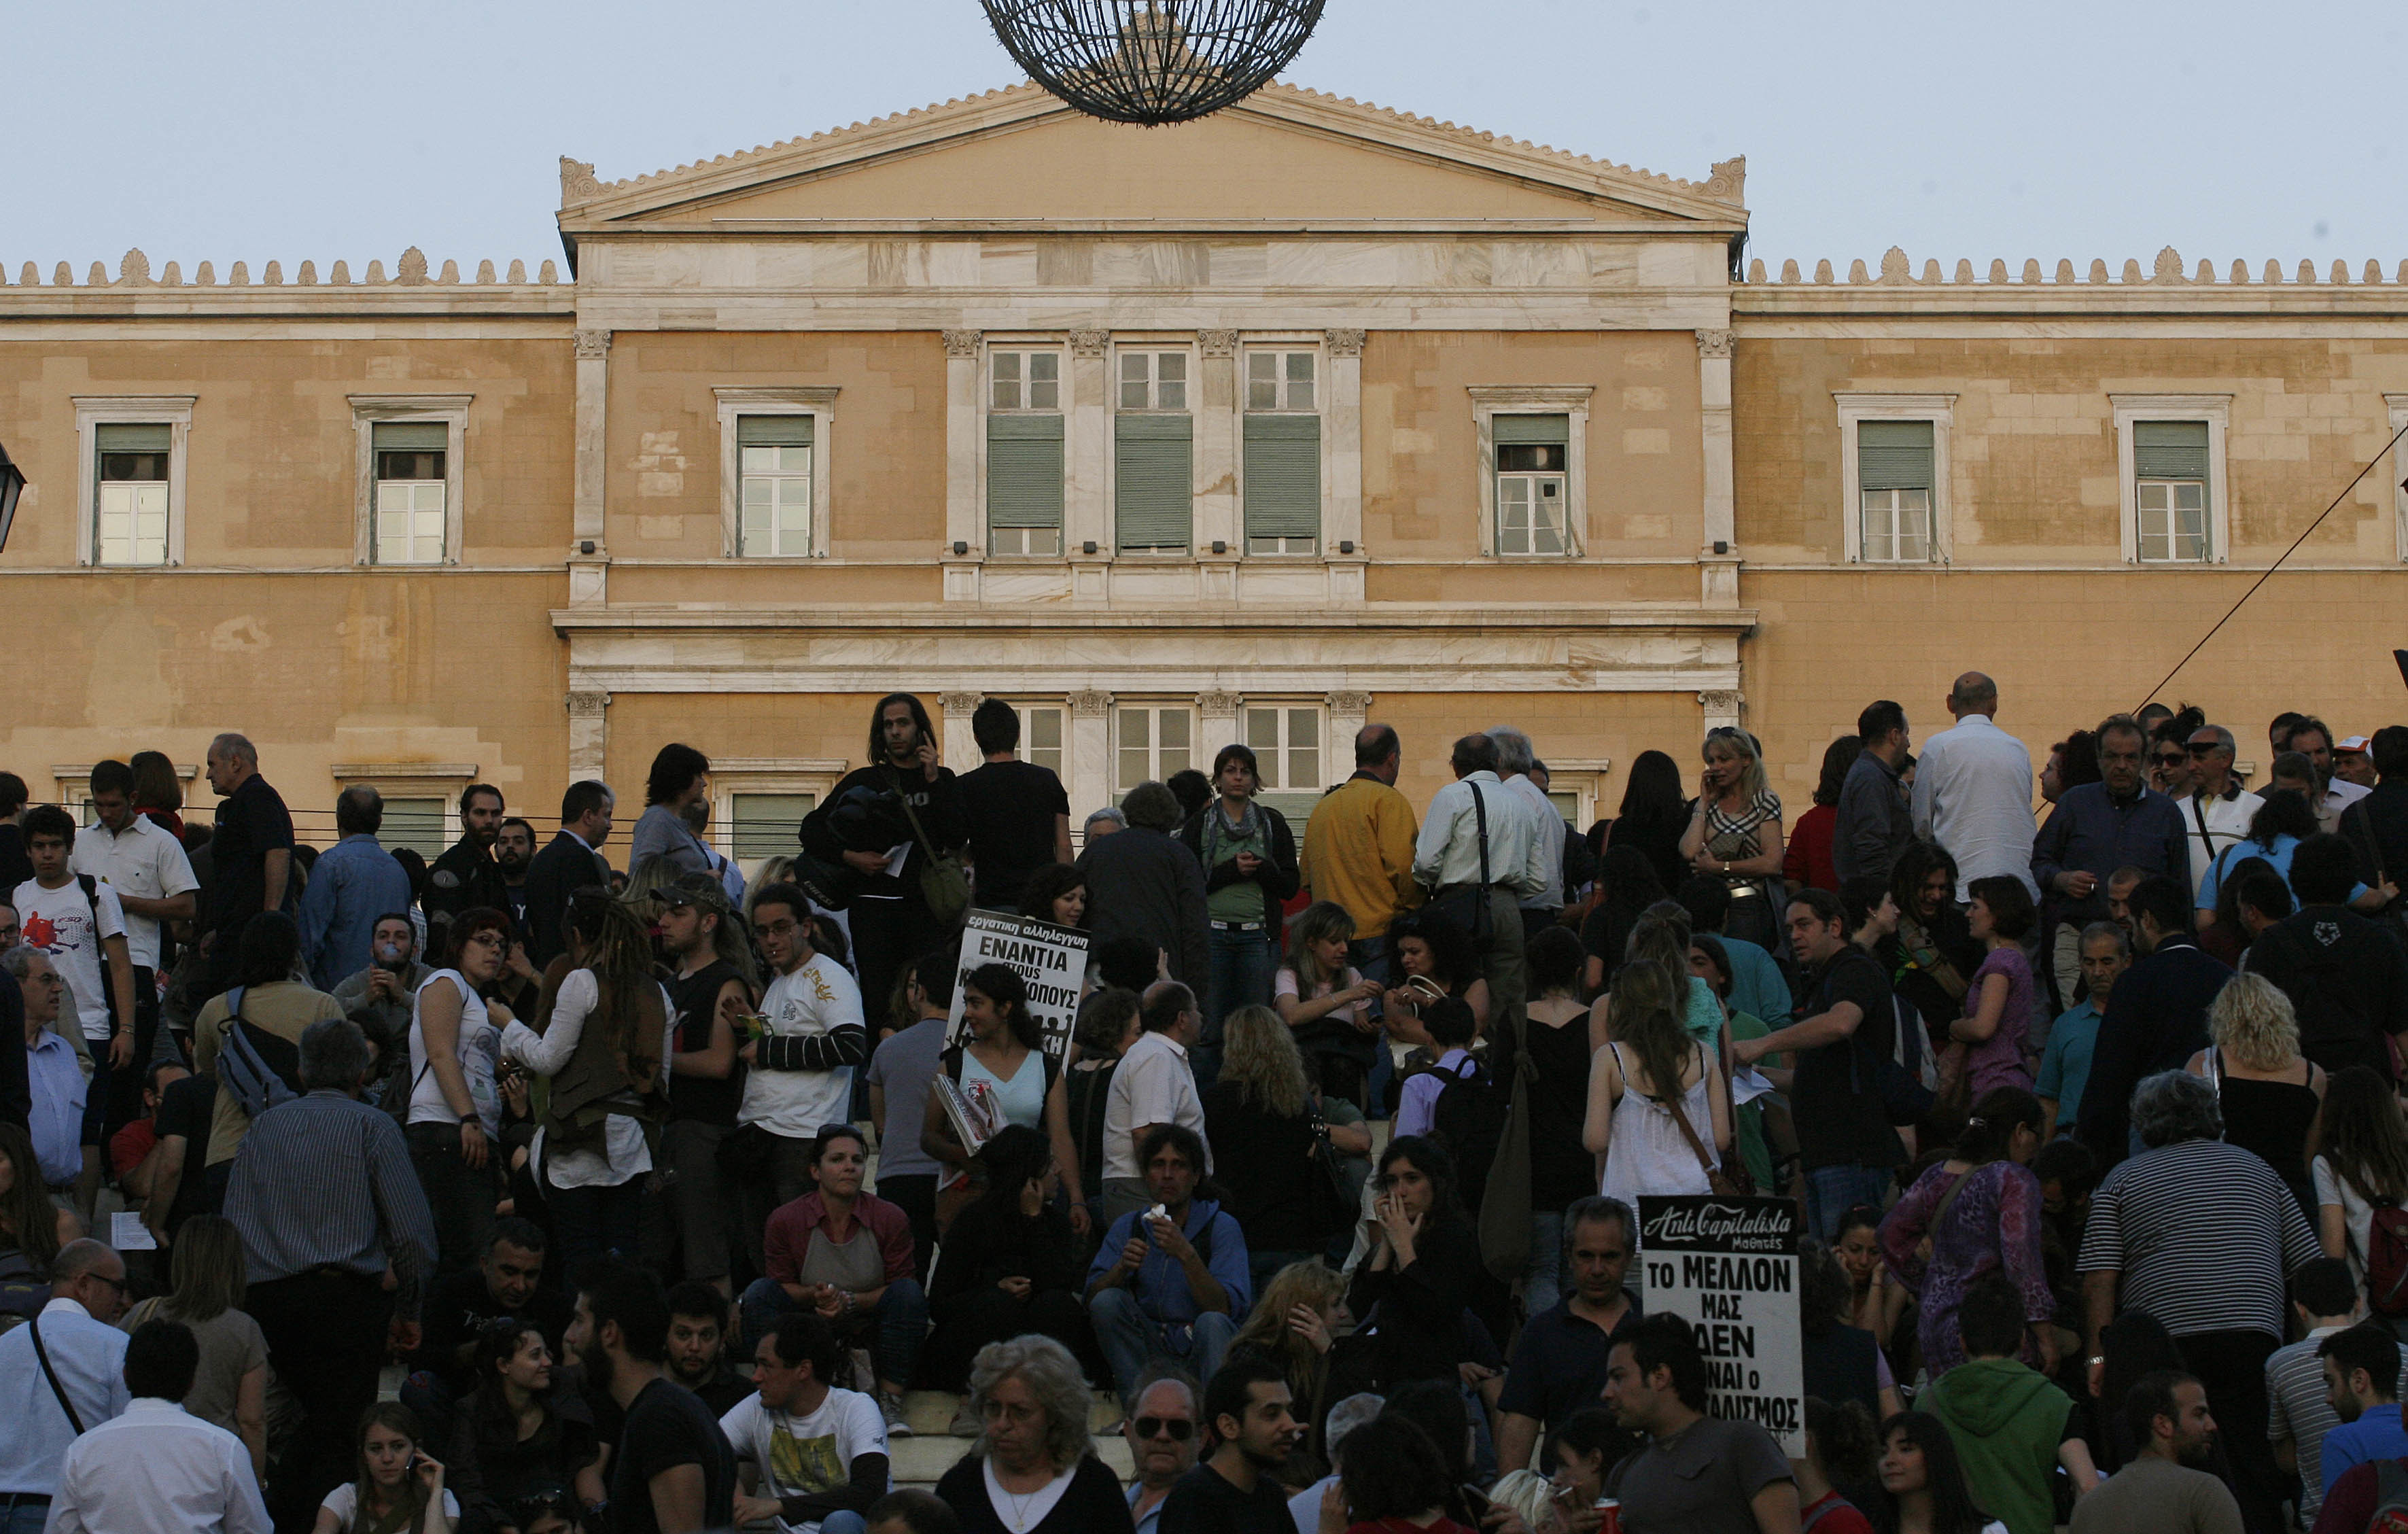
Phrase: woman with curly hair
[
  {"left": 1015, "top": 862, "right": 1087, "bottom": 932},
  {"left": 1381, "top": 907, "right": 1489, "bottom": 1049},
  {"left": 499, "top": 888, "right": 671, "bottom": 1276},
  {"left": 1206, "top": 1004, "right": 1355, "bottom": 1293},
  {"left": 2184, "top": 971, "right": 2324, "bottom": 1217},
  {"left": 1229, "top": 1259, "right": 1350, "bottom": 1466},
  {"left": 935, "top": 1334, "right": 1134, "bottom": 1533}
]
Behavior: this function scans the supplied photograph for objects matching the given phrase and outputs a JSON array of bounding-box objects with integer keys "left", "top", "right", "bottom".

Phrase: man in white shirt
[
  {"left": 75, "top": 760, "right": 198, "bottom": 1089},
  {"left": 1911, "top": 672, "right": 2039, "bottom": 900},
  {"left": 2178, "top": 725, "right": 2263, "bottom": 897},
  {"left": 2282, "top": 716, "right": 2371, "bottom": 835},
  {"left": 0, "top": 1240, "right": 132, "bottom": 1528},
  {"left": 1413, "top": 733, "right": 1548, "bottom": 1032},
  {"left": 46, "top": 1317, "right": 268, "bottom": 1534},
  {"left": 14, "top": 805, "right": 136, "bottom": 1213},
  {"left": 1101, "top": 983, "right": 1210, "bottom": 1223},
  {"left": 1488, "top": 727, "right": 1565, "bottom": 925},
  {"left": 721, "top": 1312, "right": 888, "bottom": 1534},
  {"left": 731, "top": 882, "right": 867, "bottom": 1270}
]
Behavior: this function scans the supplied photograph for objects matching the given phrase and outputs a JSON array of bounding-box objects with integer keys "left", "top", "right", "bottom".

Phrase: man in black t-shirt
[
  {"left": 958, "top": 699, "right": 1073, "bottom": 913},
  {"left": 1733, "top": 886, "right": 1903, "bottom": 1240},
  {"left": 141, "top": 1068, "right": 217, "bottom": 1245},
  {"left": 566, "top": 1261, "right": 737, "bottom": 1534},
  {"left": 200, "top": 733, "right": 295, "bottom": 996},
  {"left": 656, "top": 875, "right": 753, "bottom": 1290},
  {"left": 413, "top": 1218, "right": 574, "bottom": 1397},
  {"left": 1158, "top": 1357, "right": 1299, "bottom": 1534}
]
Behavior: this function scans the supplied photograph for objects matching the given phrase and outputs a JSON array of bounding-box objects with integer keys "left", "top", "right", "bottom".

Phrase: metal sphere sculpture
[{"left": 981, "top": 1, "right": 1325, "bottom": 126}]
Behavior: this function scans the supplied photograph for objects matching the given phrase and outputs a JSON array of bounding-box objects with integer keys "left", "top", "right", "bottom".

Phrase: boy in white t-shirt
[
  {"left": 730, "top": 883, "right": 869, "bottom": 1265},
  {"left": 15, "top": 804, "right": 137, "bottom": 1209},
  {"left": 720, "top": 1313, "right": 889, "bottom": 1534}
]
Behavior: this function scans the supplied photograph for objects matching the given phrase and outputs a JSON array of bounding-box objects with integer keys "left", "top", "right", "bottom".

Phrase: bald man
[{"left": 1913, "top": 672, "right": 2039, "bottom": 903}]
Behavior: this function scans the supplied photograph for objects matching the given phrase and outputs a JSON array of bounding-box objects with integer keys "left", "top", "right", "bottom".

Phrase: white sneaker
[{"left": 880, "top": 1390, "right": 913, "bottom": 1437}]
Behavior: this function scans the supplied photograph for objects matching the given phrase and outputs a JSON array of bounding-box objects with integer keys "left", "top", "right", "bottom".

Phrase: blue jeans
[
  {"left": 739, "top": 1275, "right": 928, "bottom": 1392},
  {"left": 821, "top": 1515, "right": 869, "bottom": 1534},
  {"left": 1089, "top": 1286, "right": 1237, "bottom": 1407},
  {"left": 1804, "top": 1163, "right": 1894, "bottom": 1242},
  {"left": 1, "top": 1501, "right": 52, "bottom": 1534},
  {"left": 1198, "top": 927, "right": 1278, "bottom": 1094}
]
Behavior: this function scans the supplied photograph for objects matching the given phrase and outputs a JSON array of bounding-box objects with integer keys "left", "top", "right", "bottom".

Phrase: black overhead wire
[{"left": 2135, "top": 415, "right": 2408, "bottom": 712}]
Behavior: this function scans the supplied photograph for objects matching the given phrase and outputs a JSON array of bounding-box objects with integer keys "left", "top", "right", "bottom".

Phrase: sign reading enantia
[{"left": 945, "top": 910, "right": 1089, "bottom": 1062}]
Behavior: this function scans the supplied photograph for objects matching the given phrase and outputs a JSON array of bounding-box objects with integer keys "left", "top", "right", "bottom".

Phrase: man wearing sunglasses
[
  {"left": 0, "top": 1240, "right": 134, "bottom": 1531},
  {"left": 1123, "top": 1372, "right": 1202, "bottom": 1534},
  {"left": 2178, "top": 727, "right": 2262, "bottom": 899}
]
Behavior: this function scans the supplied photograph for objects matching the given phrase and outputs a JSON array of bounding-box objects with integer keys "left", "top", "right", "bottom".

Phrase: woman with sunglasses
[{"left": 1677, "top": 727, "right": 1786, "bottom": 953}]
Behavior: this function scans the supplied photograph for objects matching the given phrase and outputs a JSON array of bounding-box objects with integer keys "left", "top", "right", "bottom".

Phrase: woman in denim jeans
[
  {"left": 406, "top": 907, "right": 513, "bottom": 1275},
  {"left": 1174, "top": 744, "right": 1298, "bottom": 1094}
]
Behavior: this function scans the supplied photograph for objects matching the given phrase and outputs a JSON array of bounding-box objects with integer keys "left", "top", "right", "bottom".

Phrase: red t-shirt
[
  {"left": 109, "top": 1119, "right": 158, "bottom": 1181},
  {"left": 1802, "top": 1491, "right": 1875, "bottom": 1534}
]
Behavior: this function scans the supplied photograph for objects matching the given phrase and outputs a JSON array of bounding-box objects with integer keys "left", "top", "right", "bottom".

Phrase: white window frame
[
  {"left": 2111, "top": 395, "right": 2231, "bottom": 565},
  {"left": 707, "top": 758, "right": 849, "bottom": 877},
  {"left": 1468, "top": 386, "right": 1592, "bottom": 559},
  {"left": 1241, "top": 343, "right": 1326, "bottom": 557},
  {"left": 714, "top": 387, "right": 837, "bottom": 560},
  {"left": 1115, "top": 703, "right": 1198, "bottom": 793},
  {"left": 75, "top": 396, "right": 194, "bottom": 568},
  {"left": 1834, "top": 393, "right": 1955, "bottom": 565},
  {"left": 1541, "top": 756, "right": 1615, "bottom": 832},
  {"left": 2386, "top": 394, "right": 2408, "bottom": 563},
  {"left": 1011, "top": 702, "right": 1069, "bottom": 778},
  {"left": 990, "top": 348, "right": 1065, "bottom": 414},
  {"left": 349, "top": 396, "right": 470, "bottom": 568},
  {"left": 1241, "top": 703, "right": 1326, "bottom": 797},
  {"left": 1117, "top": 348, "right": 1190, "bottom": 413}
]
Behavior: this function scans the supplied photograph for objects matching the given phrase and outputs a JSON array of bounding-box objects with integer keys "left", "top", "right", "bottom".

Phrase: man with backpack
[
  {"left": 187, "top": 912, "right": 342, "bottom": 1208},
  {"left": 14, "top": 805, "right": 136, "bottom": 1215},
  {"left": 2242, "top": 835, "right": 2408, "bottom": 1081}
]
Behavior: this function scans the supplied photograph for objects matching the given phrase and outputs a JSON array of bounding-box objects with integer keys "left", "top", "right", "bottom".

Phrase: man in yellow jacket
[{"left": 1299, "top": 723, "right": 1423, "bottom": 1109}]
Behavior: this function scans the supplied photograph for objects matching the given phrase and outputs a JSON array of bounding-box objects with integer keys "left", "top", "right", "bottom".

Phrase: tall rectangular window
[
  {"left": 1244, "top": 349, "right": 1320, "bottom": 555},
  {"left": 381, "top": 798, "right": 448, "bottom": 859},
  {"left": 736, "top": 415, "right": 814, "bottom": 556},
  {"left": 1015, "top": 705, "right": 1066, "bottom": 775},
  {"left": 1242, "top": 705, "right": 1323, "bottom": 792},
  {"left": 371, "top": 421, "right": 448, "bottom": 565},
  {"left": 1494, "top": 413, "right": 1569, "bottom": 557},
  {"left": 1117, "top": 706, "right": 1193, "bottom": 792},
  {"left": 988, "top": 349, "right": 1064, "bottom": 556},
  {"left": 2134, "top": 420, "right": 2211, "bottom": 563},
  {"left": 1857, "top": 419, "right": 1934, "bottom": 564},
  {"left": 94, "top": 423, "right": 171, "bottom": 566},
  {"left": 1116, "top": 347, "right": 1192, "bottom": 553}
]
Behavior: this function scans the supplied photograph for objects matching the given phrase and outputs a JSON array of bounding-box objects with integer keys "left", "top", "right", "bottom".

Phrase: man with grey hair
[
  {"left": 2077, "top": 1069, "right": 2316, "bottom": 1534},
  {"left": 1286, "top": 1391, "right": 1385, "bottom": 1534},
  {"left": 1912, "top": 672, "right": 2038, "bottom": 902},
  {"left": 200, "top": 732, "right": 294, "bottom": 997},
  {"left": 224, "top": 1017, "right": 436, "bottom": 1529},
  {"left": 7, "top": 943, "right": 90, "bottom": 1195},
  {"left": 1085, "top": 805, "right": 1128, "bottom": 839},
  {"left": 1076, "top": 783, "right": 1208, "bottom": 994},
  {"left": 0, "top": 1237, "right": 132, "bottom": 1519},
  {"left": 1125, "top": 1368, "right": 1203, "bottom": 1534},
  {"left": 295, "top": 784, "right": 412, "bottom": 992},
  {"left": 1497, "top": 1194, "right": 1643, "bottom": 1474},
  {"left": 1415, "top": 733, "right": 1548, "bottom": 1034},
  {"left": 2179, "top": 723, "right": 2261, "bottom": 896},
  {"left": 1489, "top": 725, "right": 1566, "bottom": 930}
]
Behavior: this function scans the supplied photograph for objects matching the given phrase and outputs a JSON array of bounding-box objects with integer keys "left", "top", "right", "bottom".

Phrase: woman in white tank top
[{"left": 1584, "top": 956, "right": 1731, "bottom": 1208}]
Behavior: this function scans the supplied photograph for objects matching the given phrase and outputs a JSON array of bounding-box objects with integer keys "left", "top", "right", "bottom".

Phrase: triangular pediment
[{"left": 558, "top": 84, "right": 1745, "bottom": 233}]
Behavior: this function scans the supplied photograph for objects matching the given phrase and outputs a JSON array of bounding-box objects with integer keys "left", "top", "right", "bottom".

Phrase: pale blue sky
[{"left": 6, "top": 1, "right": 2403, "bottom": 279}]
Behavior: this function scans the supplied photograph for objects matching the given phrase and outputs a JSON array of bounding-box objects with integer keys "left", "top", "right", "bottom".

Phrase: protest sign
[
  {"left": 1635, "top": 1195, "right": 1804, "bottom": 1454},
  {"left": 946, "top": 909, "right": 1087, "bottom": 1061}
]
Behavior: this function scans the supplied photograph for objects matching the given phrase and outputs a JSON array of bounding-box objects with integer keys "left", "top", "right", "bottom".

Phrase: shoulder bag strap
[
  {"left": 896, "top": 780, "right": 942, "bottom": 852},
  {"left": 1468, "top": 782, "right": 1490, "bottom": 892},
  {"left": 1659, "top": 1043, "right": 1719, "bottom": 1180},
  {"left": 1927, "top": 1165, "right": 1976, "bottom": 1234},
  {"left": 2188, "top": 793, "right": 2217, "bottom": 867},
  {"left": 29, "top": 1313, "right": 88, "bottom": 1435}
]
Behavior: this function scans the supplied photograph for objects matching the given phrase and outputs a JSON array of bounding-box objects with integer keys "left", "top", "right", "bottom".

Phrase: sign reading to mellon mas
[
  {"left": 1636, "top": 1196, "right": 1804, "bottom": 1454},
  {"left": 945, "top": 910, "right": 1089, "bottom": 1062}
]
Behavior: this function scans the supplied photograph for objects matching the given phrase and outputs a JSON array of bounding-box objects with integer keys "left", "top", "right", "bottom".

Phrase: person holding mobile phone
[{"left": 315, "top": 1403, "right": 455, "bottom": 1534}]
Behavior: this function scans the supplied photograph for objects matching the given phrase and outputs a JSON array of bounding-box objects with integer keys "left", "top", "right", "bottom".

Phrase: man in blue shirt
[
  {"left": 294, "top": 786, "right": 412, "bottom": 992},
  {"left": 1085, "top": 1123, "right": 1251, "bottom": 1409},
  {"left": 5, "top": 948, "right": 86, "bottom": 1191},
  {"left": 2031, "top": 716, "right": 2190, "bottom": 1014},
  {"left": 2036, "top": 922, "right": 2128, "bottom": 1139},
  {"left": 2320, "top": 1323, "right": 2408, "bottom": 1501},
  {"left": 0, "top": 1239, "right": 132, "bottom": 1531}
]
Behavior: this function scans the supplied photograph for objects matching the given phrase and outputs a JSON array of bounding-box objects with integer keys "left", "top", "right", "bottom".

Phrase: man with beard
[
  {"left": 2072, "top": 1372, "right": 2241, "bottom": 1534},
  {"left": 423, "top": 784, "right": 512, "bottom": 953},
  {"left": 1156, "top": 1357, "right": 1298, "bottom": 1534},
  {"left": 495, "top": 816, "right": 537, "bottom": 931},
  {"left": 665, "top": 1282, "right": 754, "bottom": 1416},
  {"left": 566, "top": 1261, "right": 738, "bottom": 1534}
]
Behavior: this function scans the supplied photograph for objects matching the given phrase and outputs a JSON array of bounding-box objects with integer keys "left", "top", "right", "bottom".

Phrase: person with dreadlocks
[{"left": 500, "top": 886, "right": 671, "bottom": 1280}]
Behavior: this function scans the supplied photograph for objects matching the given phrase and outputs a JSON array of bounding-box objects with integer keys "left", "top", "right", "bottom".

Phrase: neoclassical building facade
[{"left": 5, "top": 84, "right": 2405, "bottom": 850}]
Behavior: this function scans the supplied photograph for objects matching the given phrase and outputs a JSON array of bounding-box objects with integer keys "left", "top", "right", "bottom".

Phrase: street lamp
[{"left": 981, "top": 0, "right": 1324, "bottom": 126}]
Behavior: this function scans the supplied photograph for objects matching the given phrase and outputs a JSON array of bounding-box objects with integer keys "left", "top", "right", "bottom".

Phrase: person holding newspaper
[{"left": 920, "top": 962, "right": 1087, "bottom": 1238}]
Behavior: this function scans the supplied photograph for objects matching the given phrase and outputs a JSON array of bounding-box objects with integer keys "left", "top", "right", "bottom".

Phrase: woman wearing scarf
[{"left": 1175, "top": 742, "right": 1299, "bottom": 1094}]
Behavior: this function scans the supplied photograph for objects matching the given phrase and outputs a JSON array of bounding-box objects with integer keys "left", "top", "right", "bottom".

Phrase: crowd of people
[{"left": 0, "top": 677, "right": 2401, "bottom": 1534}]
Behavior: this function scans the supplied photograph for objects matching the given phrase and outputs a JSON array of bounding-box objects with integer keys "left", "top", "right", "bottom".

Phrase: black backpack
[{"left": 1427, "top": 1053, "right": 1506, "bottom": 1216}]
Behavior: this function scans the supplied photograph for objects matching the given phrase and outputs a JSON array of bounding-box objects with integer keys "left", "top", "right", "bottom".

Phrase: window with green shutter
[
  {"left": 1243, "top": 413, "right": 1319, "bottom": 553},
  {"left": 736, "top": 415, "right": 815, "bottom": 557},
  {"left": 1494, "top": 414, "right": 1569, "bottom": 557},
  {"left": 381, "top": 798, "right": 448, "bottom": 859},
  {"left": 2133, "top": 420, "right": 2210, "bottom": 563},
  {"left": 1115, "top": 414, "right": 1191, "bottom": 552},
  {"left": 733, "top": 792, "right": 816, "bottom": 867},
  {"left": 372, "top": 420, "right": 449, "bottom": 565},
  {"left": 94, "top": 422, "right": 172, "bottom": 566},
  {"left": 987, "top": 413, "right": 1064, "bottom": 556},
  {"left": 1857, "top": 419, "right": 1934, "bottom": 563}
]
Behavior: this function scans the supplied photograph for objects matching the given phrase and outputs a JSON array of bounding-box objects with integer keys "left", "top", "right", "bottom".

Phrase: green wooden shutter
[
  {"left": 1243, "top": 413, "right": 1321, "bottom": 540},
  {"left": 1493, "top": 413, "right": 1569, "bottom": 447},
  {"left": 2133, "top": 420, "right": 2210, "bottom": 480},
  {"left": 986, "top": 414, "right": 1064, "bottom": 530},
  {"left": 1115, "top": 415, "right": 1191, "bottom": 551},
  {"left": 94, "top": 423, "right": 171, "bottom": 453},
  {"left": 1858, "top": 420, "right": 1934, "bottom": 491},
  {"left": 371, "top": 421, "right": 449, "bottom": 452},
  {"left": 737, "top": 415, "right": 814, "bottom": 447}
]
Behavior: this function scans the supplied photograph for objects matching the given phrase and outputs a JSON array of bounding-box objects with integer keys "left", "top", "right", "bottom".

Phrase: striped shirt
[
  {"left": 222, "top": 1088, "right": 438, "bottom": 1321},
  {"left": 2268, "top": 1327, "right": 2408, "bottom": 1524},
  {"left": 2076, "top": 1136, "right": 2318, "bottom": 1340}
]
